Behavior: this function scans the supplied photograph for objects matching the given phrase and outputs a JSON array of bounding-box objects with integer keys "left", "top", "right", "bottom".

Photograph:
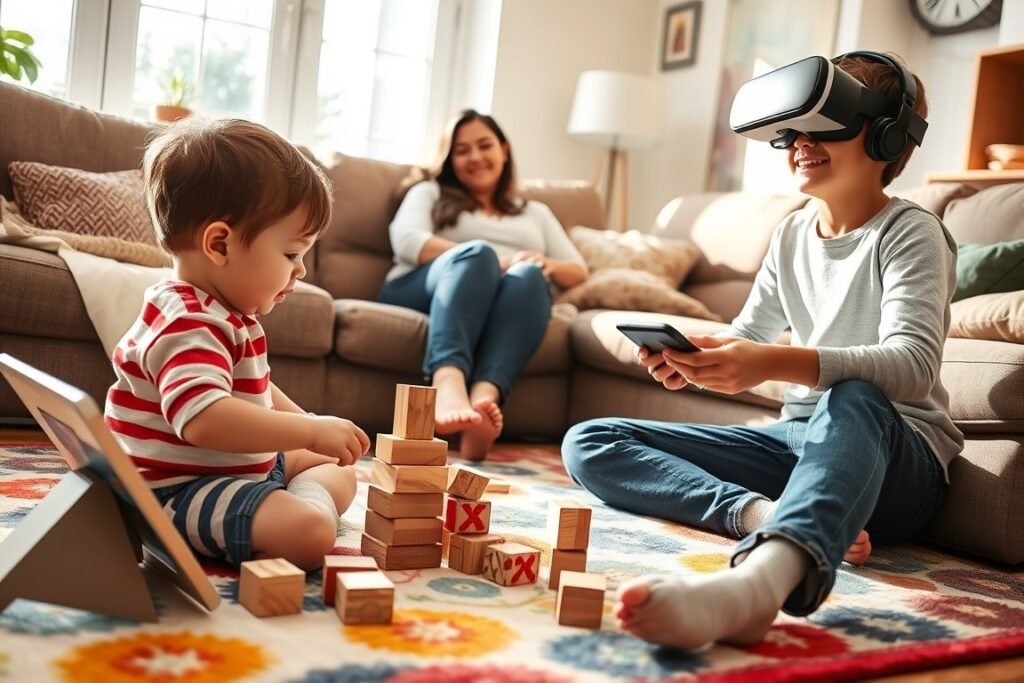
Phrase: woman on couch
[{"left": 380, "top": 109, "right": 587, "bottom": 460}]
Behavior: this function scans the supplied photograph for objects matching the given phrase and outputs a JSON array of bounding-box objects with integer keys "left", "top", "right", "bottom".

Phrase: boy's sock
[
  {"left": 287, "top": 479, "right": 339, "bottom": 524},
  {"left": 616, "top": 538, "right": 809, "bottom": 650},
  {"left": 739, "top": 497, "right": 778, "bottom": 535}
]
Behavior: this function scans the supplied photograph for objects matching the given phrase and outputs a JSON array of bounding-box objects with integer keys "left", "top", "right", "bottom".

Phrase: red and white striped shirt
[{"left": 104, "top": 280, "right": 277, "bottom": 488}]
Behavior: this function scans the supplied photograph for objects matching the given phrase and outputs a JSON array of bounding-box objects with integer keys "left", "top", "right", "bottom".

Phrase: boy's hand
[
  {"left": 661, "top": 336, "right": 769, "bottom": 394},
  {"left": 308, "top": 416, "right": 370, "bottom": 466},
  {"left": 637, "top": 346, "right": 689, "bottom": 391}
]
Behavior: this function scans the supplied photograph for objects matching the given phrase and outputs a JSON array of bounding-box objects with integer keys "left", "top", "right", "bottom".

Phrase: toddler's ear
[{"left": 202, "top": 221, "right": 231, "bottom": 265}]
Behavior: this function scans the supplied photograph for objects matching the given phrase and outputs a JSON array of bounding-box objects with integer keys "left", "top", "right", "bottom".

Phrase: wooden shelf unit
[{"left": 927, "top": 43, "right": 1024, "bottom": 187}]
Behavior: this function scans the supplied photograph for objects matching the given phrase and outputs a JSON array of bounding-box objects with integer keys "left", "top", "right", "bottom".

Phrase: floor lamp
[{"left": 568, "top": 71, "right": 662, "bottom": 230}]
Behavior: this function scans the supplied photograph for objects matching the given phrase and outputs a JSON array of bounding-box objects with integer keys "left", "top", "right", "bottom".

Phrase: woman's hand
[
  {"left": 509, "top": 250, "right": 550, "bottom": 275},
  {"left": 660, "top": 336, "right": 771, "bottom": 395},
  {"left": 637, "top": 346, "right": 689, "bottom": 391}
]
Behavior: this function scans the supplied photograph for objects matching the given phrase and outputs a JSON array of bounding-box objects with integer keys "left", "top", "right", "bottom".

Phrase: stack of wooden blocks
[
  {"left": 361, "top": 384, "right": 447, "bottom": 570},
  {"left": 444, "top": 466, "right": 505, "bottom": 574},
  {"left": 546, "top": 501, "right": 605, "bottom": 629}
]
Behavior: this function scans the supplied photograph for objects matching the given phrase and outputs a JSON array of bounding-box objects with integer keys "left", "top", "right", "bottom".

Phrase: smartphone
[{"left": 616, "top": 322, "right": 701, "bottom": 354}]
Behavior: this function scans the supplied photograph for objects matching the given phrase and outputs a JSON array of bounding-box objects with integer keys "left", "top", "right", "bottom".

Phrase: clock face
[{"left": 910, "top": 0, "right": 1003, "bottom": 35}]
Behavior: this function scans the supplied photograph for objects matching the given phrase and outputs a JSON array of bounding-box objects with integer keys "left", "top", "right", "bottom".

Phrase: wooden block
[
  {"left": 393, "top": 384, "right": 435, "bottom": 439},
  {"left": 556, "top": 571, "right": 606, "bottom": 629},
  {"left": 549, "top": 549, "right": 587, "bottom": 590},
  {"left": 485, "top": 479, "right": 511, "bottom": 494},
  {"left": 375, "top": 433, "right": 448, "bottom": 465},
  {"left": 364, "top": 509, "right": 442, "bottom": 546},
  {"left": 481, "top": 542, "right": 541, "bottom": 586},
  {"left": 321, "top": 555, "right": 379, "bottom": 605},
  {"left": 442, "top": 528, "right": 451, "bottom": 560},
  {"left": 548, "top": 501, "right": 592, "bottom": 550},
  {"left": 444, "top": 497, "right": 491, "bottom": 534},
  {"left": 372, "top": 460, "right": 449, "bottom": 494},
  {"left": 239, "top": 558, "right": 305, "bottom": 617},
  {"left": 335, "top": 571, "right": 394, "bottom": 625},
  {"left": 447, "top": 466, "right": 490, "bottom": 500},
  {"left": 448, "top": 533, "right": 505, "bottom": 575},
  {"left": 367, "top": 485, "right": 444, "bottom": 519},
  {"left": 361, "top": 533, "right": 442, "bottom": 570}
]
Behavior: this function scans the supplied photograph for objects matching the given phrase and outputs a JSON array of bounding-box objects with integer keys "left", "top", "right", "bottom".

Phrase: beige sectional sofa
[{"left": 2, "top": 81, "right": 1022, "bottom": 566}]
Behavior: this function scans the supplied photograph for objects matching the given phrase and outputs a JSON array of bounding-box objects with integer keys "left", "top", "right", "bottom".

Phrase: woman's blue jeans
[
  {"left": 561, "top": 379, "right": 946, "bottom": 616},
  {"left": 379, "top": 240, "right": 552, "bottom": 401}
]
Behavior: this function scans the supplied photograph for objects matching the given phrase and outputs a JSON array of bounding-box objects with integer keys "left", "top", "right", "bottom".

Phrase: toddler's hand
[
  {"left": 637, "top": 346, "right": 689, "bottom": 391},
  {"left": 308, "top": 416, "right": 370, "bottom": 466}
]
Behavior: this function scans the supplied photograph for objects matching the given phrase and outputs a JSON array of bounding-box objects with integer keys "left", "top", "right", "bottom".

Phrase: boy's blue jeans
[
  {"left": 379, "top": 240, "right": 552, "bottom": 401},
  {"left": 561, "top": 379, "right": 946, "bottom": 616}
]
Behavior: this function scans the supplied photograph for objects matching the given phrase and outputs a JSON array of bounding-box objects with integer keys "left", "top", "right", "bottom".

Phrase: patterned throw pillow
[
  {"left": 556, "top": 268, "right": 722, "bottom": 321},
  {"left": 567, "top": 225, "right": 701, "bottom": 286},
  {"left": 8, "top": 161, "right": 158, "bottom": 247}
]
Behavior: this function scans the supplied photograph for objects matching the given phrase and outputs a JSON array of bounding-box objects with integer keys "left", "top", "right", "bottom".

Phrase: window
[{"left": 0, "top": 0, "right": 74, "bottom": 99}]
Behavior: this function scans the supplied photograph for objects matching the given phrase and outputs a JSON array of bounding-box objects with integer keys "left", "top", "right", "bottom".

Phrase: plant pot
[{"left": 153, "top": 105, "right": 192, "bottom": 123}]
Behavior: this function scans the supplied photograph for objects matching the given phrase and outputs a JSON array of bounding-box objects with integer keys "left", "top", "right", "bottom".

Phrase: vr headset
[{"left": 729, "top": 51, "right": 928, "bottom": 163}]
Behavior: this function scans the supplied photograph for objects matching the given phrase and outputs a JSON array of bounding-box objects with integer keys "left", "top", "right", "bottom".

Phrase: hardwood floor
[{"left": 2, "top": 426, "right": 1023, "bottom": 681}]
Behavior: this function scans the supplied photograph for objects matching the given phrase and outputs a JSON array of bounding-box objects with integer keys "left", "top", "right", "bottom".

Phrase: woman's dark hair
[{"left": 412, "top": 109, "right": 523, "bottom": 230}]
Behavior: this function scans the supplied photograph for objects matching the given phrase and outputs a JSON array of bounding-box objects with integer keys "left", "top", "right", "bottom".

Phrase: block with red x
[
  {"left": 482, "top": 542, "right": 541, "bottom": 586},
  {"left": 444, "top": 497, "right": 492, "bottom": 535}
]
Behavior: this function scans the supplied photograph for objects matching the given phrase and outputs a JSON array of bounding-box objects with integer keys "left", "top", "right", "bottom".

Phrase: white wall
[{"left": 487, "top": 0, "right": 659, "bottom": 202}]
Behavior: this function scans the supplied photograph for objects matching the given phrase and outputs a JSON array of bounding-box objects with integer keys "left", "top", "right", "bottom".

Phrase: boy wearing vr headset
[{"left": 562, "top": 52, "right": 961, "bottom": 650}]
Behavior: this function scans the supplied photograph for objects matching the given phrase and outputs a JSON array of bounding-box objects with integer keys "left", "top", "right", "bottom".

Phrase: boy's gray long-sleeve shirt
[{"left": 728, "top": 196, "right": 964, "bottom": 477}]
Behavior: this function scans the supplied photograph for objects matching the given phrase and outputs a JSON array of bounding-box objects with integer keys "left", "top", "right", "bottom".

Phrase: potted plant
[
  {"left": 0, "top": 26, "right": 43, "bottom": 84},
  {"left": 154, "top": 71, "right": 193, "bottom": 122}
]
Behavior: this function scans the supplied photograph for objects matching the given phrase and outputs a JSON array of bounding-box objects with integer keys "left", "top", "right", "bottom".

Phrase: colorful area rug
[{"left": 2, "top": 442, "right": 1024, "bottom": 682}]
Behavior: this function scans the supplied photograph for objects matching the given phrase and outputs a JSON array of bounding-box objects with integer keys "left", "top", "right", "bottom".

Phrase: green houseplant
[
  {"left": 0, "top": 26, "right": 43, "bottom": 83},
  {"left": 154, "top": 71, "right": 193, "bottom": 122}
]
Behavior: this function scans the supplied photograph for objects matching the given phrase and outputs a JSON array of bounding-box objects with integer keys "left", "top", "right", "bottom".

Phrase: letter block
[
  {"left": 372, "top": 460, "right": 449, "bottom": 494},
  {"left": 321, "top": 555, "right": 379, "bottom": 605},
  {"left": 393, "top": 384, "right": 436, "bottom": 439},
  {"left": 335, "top": 571, "right": 394, "bottom": 625},
  {"left": 556, "top": 571, "right": 606, "bottom": 629},
  {"left": 448, "top": 533, "right": 505, "bottom": 575},
  {"left": 447, "top": 466, "right": 491, "bottom": 501},
  {"left": 375, "top": 433, "right": 448, "bottom": 465},
  {"left": 239, "top": 558, "right": 305, "bottom": 618},
  {"left": 481, "top": 542, "right": 541, "bottom": 586},
  {"left": 548, "top": 501, "right": 592, "bottom": 550},
  {"left": 444, "top": 497, "right": 491, "bottom": 535},
  {"left": 548, "top": 549, "right": 587, "bottom": 591}
]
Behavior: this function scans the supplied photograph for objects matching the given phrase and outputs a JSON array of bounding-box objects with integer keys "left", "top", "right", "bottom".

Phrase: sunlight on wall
[{"left": 740, "top": 57, "right": 797, "bottom": 194}]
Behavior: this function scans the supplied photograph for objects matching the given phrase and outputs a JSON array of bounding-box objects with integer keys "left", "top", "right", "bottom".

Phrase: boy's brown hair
[
  {"left": 835, "top": 53, "right": 928, "bottom": 187},
  {"left": 143, "top": 118, "right": 333, "bottom": 253}
]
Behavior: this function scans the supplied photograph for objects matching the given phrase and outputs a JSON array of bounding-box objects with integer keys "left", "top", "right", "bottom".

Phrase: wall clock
[{"left": 909, "top": 0, "right": 1002, "bottom": 35}]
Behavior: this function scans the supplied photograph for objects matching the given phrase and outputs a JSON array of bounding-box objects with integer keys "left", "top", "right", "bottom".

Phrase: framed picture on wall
[{"left": 661, "top": 0, "right": 702, "bottom": 71}]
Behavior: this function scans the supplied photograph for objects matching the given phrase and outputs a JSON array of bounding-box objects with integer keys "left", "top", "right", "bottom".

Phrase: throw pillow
[
  {"left": 8, "top": 161, "right": 159, "bottom": 247},
  {"left": 0, "top": 196, "right": 171, "bottom": 268},
  {"left": 568, "top": 225, "right": 701, "bottom": 286},
  {"left": 949, "top": 291, "right": 1024, "bottom": 344},
  {"left": 954, "top": 240, "right": 1024, "bottom": 302},
  {"left": 556, "top": 268, "right": 722, "bottom": 321}
]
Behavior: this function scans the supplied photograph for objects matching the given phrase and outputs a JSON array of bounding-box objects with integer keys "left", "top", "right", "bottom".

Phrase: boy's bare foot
[
  {"left": 843, "top": 530, "right": 872, "bottom": 565},
  {"left": 433, "top": 368, "right": 482, "bottom": 434},
  {"left": 459, "top": 398, "right": 503, "bottom": 461}
]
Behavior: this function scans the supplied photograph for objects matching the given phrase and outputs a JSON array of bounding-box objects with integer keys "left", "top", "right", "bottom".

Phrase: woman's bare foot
[
  {"left": 843, "top": 530, "right": 872, "bottom": 565},
  {"left": 433, "top": 367, "right": 482, "bottom": 434},
  {"left": 459, "top": 398, "right": 503, "bottom": 461}
]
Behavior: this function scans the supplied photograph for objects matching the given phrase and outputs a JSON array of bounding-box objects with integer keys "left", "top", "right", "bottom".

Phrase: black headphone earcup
[{"left": 867, "top": 117, "right": 906, "bottom": 162}]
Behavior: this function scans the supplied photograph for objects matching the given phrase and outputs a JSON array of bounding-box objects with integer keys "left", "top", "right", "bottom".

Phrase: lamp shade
[{"left": 567, "top": 70, "right": 663, "bottom": 149}]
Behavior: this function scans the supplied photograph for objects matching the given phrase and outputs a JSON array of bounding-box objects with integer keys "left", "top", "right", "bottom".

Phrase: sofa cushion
[
  {"left": 682, "top": 279, "right": 753, "bottom": 324},
  {"left": 258, "top": 281, "right": 335, "bottom": 358},
  {"left": 941, "top": 337, "right": 1024, "bottom": 434},
  {"left": 557, "top": 268, "right": 721, "bottom": 320},
  {"left": 652, "top": 193, "right": 808, "bottom": 285},
  {"left": 0, "top": 243, "right": 97, "bottom": 341},
  {"left": 334, "top": 299, "right": 575, "bottom": 375},
  {"left": 892, "top": 182, "right": 976, "bottom": 218},
  {"left": 943, "top": 183, "right": 1024, "bottom": 245},
  {"left": 953, "top": 240, "right": 1024, "bottom": 302},
  {"left": 0, "top": 82, "right": 153, "bottom": 200},
  {"left": 570, "top": 309, "right": 786, "bottom": 410},
  {"left": 520, "top": 181, "right": 605, "bottom": 232},
  {"left": 949, "top": 291, "right": 1024, "bottom": 344},
  {"left": 567, "top": 225, "right": 701, "bottom": 286}
]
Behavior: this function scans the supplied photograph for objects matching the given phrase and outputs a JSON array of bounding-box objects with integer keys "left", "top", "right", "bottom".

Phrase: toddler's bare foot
[
  {"left": 843, "top": 530, "right": 872, "bottom": 565},
  {"left": 459, "top": 398, "right": 503, "bottom": 461}
]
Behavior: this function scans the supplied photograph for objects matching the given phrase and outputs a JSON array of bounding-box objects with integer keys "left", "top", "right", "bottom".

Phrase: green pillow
[{"left": 954, "top": 240, "right": 1024, "bottom": 303}]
